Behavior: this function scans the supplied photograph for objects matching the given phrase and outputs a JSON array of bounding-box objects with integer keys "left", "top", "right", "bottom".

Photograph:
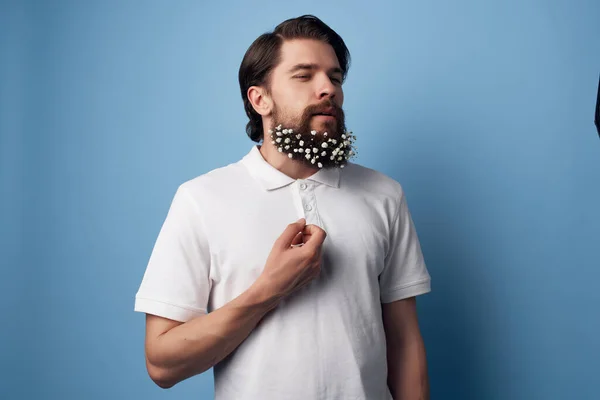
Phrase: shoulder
[
  {"left": 174, "top": 159, "right": 250, "bottom": 203},
  {"left": 341, "top": 161, "right": 405, "bottom": 201}
]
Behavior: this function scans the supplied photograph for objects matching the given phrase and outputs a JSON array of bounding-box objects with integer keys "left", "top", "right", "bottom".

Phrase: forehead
[{"left": 275, "top": 39, "right": 341, "bottom": 72}]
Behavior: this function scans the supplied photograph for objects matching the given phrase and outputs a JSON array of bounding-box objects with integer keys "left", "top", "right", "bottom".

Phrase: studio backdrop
[{"left": 1, "top": 1, "right": 599, "bottom": 399}]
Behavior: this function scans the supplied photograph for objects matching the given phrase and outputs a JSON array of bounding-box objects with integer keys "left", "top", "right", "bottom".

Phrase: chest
[{"left": 202, "top": 182, "right": 391, "bottom": 307}]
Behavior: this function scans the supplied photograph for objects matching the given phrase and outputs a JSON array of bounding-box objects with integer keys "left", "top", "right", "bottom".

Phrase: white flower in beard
[{"left": 268, "top": 125, "right": 357, "bottom": 168}]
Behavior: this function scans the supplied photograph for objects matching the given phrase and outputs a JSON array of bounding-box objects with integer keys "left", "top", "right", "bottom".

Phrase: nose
[{"left": 317, "top": 75, "right": 337, "bottom": 101}]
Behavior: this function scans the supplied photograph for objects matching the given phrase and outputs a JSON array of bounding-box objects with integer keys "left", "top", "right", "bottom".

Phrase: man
[{"left": 134, "top": 14, "right": 431, "bottom": 400}]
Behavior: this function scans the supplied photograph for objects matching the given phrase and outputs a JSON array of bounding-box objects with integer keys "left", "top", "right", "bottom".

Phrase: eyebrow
[{"left": 288, "top": 63, "right": 343, "bottom": 76}]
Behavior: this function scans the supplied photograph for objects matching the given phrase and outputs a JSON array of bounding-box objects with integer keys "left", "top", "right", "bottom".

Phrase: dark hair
[{"left": 238, "top": 15, "right": 351, "bottom": 142}]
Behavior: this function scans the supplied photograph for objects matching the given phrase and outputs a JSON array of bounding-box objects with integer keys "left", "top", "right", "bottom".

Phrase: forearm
[
  {"left": 386, "top": 332, "right": 429, "bottom": 400},
  {"left": 147, "top": 280, "right": 280, "bottom": 387}
]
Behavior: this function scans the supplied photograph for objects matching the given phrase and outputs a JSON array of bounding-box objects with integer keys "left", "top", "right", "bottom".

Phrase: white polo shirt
[{"left": 135, "top": 145, "right": 431, "bottom": 400}]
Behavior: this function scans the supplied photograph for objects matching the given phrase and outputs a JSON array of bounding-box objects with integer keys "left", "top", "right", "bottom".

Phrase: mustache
[{"left": 302, "top": 100, "right": 344, "bottom": 121}]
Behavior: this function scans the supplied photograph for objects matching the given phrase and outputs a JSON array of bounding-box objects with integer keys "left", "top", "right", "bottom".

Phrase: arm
[
  {"left": 382, "top": 296, "right": 429, "bottom": 400},
  {"left": 143, "top": 220, "right": 326, "bottom": 389},
  {"left": 145, "top": 279, "right": 279, "bottom": 389}
]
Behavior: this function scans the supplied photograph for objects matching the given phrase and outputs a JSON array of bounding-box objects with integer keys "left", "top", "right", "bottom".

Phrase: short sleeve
[
  {"left": 134, "top": 185, "right": 211, "bottom": 322},
  {"left": 379, "top": 193, "right": 431, "bottom": 303}
]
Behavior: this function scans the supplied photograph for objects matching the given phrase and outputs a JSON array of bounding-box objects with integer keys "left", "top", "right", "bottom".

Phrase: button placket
[{"left": 298, "top": 181, "right": 317, "bottom": 224}]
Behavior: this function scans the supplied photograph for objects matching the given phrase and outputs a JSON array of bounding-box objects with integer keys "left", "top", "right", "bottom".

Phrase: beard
[{"left": 267, "top": 99, "right": 356, "bottom": 169}]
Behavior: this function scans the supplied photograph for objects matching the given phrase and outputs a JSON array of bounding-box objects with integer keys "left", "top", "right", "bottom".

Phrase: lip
[
  {"left": 312, "top": 107, "right": 336, "bottom": 117},
  {"left": 313, "top": 114, "right": 336, "bottom": 121},
  {"left": 313, "top": 107, "right": 336, "bottom": 118}
]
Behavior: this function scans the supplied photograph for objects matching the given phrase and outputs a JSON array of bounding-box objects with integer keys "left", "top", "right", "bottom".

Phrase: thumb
[{"left": 276, "top": 218, "right": 306, "bottom": 249}]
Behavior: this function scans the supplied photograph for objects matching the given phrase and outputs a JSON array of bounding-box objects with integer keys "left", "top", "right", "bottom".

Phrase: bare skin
[
  {"left": 247, "top": 39, "right": 344, "bottom": 180},
  {"left": 143, "top": 38, "right": 429, "bottom": 398},
  {"left": 383, "top": 297, "right": 430, "bottom": 400},
  {"left": 144, "top": 220, "right": 326, "bottom": 388},
  {"left": 143, "top": 38, "right": 338, "bottom": 389}
]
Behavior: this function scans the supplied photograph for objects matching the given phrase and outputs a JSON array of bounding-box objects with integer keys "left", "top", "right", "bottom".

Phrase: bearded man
[{"left": 135, "top": 14, "right": 431, "bottom": 400}]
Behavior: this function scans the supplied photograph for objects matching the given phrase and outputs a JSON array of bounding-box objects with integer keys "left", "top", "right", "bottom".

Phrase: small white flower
[
  {"left": 277, "top": 124, "right": 282, "bottom": 130},
  {"left": 324, "top": 132, "right": 328, "bottom": 136},
  {"left": 299, "top": 140, "right": 304, "bottom": 146},
  {"left": 344, "top": 140, "right": 350, "bottom": 146},
  {"left": 268, "top": 129, "right": 274, "bottom": 134},
  {"left": 337, "top": 156, "right": 343, "bottom": 160},
  {"left": 321, "top": 151, "right": 327, "bottom": 156},
  {"left": 289, "top": 129, "right": 294, "bottom": 133},
  {"left": 276, "top": 131, "right": 282, "bottom": 136},
  {"left": 342, "top": 134, "right": 346, "bottom": 139},
  {"left": 305, "top": 153, "right": 311, "bottom": 160},
  {"left": 312, "top": 148, "right": 318, "bottom": 153},
  {"left": 331, "top": 139, "right": 337, "bottom": 145},
  {"left": 276, "top": 138, "right": 282, "bottom": 143},
  {"left": 293, "top": 148, "right": 298, "bottom": 152},
  {"left": 332, "top": 148, "right": 339, "bottom": 155},
  {"left": 284, "top": 138, "right": 290, "bottom": 144},
  {"left": 311, "top": 130, "right": 317, "bottom": 135},
  {"left": 285, "top": 145, "right": 290, "bottom": 150},
  {"left": 288, "top": 153, "right": 293, "bottom": 158},
  {"left": 348, "top": 150, "right": 354, "bottom": 155},
  {"left": 311, "top": 158, "right": 316, "bottom": 164},
  {"left": 317, "top": 162, "right": 323, "bottom": 168},
  {"left": 305, "top": 148, "right": 310, "bottom": 153},
  {"left": 321, "top": 142, "right": 328, "bottom": 149},
  {"left": 330, "top": 156, "right": 335, "bottom": 160},
  {"left": 296, "top": 134, "right": 301, "bottom": 139},
  {"left": 282, "top": 129, "right": 288, "bottom": 134},
  {"left": 278, "top": 147, "right": 283, "bottom": 152},
  {"left": 340, "top": 164, "right": 345, "bottom": 168}
]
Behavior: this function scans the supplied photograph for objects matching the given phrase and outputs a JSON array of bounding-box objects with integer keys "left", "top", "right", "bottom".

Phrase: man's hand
[
  {"left": 143, "top": 218, "right": 327, "bottom": 389},
  {"left": 258, "top": 218, "right": 327, "bottom": 300}
]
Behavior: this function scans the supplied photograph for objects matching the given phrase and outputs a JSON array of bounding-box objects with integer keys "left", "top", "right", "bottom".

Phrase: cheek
[
  {"left": 274, "top": 89, "right": 308, "bottom": 116},
  {"left": 337, "top": 89, "right": 344, "bottom": 106},
  {"left": 277, "top": 103, "right": 304, "bottom": 121},
  {"left": 283, "top": 99, "right": 309, "bottom": 119}
]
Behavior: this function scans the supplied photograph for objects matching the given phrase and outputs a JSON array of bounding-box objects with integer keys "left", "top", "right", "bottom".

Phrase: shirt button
[
  {"left": 304, "top": 204, "right": 313, "bottom": 211},
  {"left": 300, "top": 183, "right": 307, "bottom": 190}
]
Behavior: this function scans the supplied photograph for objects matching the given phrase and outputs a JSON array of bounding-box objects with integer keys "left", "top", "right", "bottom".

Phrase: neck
[{"left": 259, "top": 139, "right": 319, "bottom": 180}]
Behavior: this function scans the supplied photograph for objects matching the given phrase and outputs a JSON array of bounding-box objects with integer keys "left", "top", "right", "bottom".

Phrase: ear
[{"left": 247, "top": 86, "right": 273, "bottom": 117}]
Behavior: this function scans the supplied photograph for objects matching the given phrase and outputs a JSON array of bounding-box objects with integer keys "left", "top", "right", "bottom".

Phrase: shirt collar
[{"left": 241, "top": 145, "right": 341, "bottom": 191}]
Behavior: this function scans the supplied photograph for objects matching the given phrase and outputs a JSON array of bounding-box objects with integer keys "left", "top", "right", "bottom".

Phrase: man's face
[{"left": 266, "top": 39, "right": 354, "bottom": 168}]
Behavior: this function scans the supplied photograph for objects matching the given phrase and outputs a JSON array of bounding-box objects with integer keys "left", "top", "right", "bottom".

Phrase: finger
[
  {"left": 301, "top": 230, "right": 326, "bottom": 256},
  {"left": 303, "top": 225, "right": 327, "bottom": 247},
  {"left": 276, "top": 219, "right": 306, "bottom": 249},
  {"left": 290, "top": 231, "right": 304, "bottom": 247},
  {"left": 301, "top": 226, "right": 312, "bottom": 242}
]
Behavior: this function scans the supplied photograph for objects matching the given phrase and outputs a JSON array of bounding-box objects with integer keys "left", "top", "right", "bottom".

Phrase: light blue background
[{"left": 1, "top": 0, "right": 599, "bottom": 399}]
